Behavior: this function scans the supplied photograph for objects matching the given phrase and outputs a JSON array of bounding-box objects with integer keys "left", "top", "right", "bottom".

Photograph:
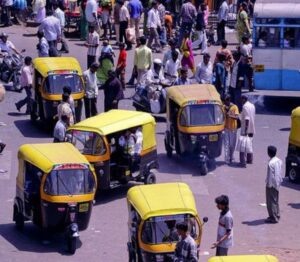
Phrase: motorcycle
[
  {"left": 132, "top": 77, "right": 176, "bottom": 114},
  {"left": 0, "top": 50, "right": 25, "bottom": 92}
]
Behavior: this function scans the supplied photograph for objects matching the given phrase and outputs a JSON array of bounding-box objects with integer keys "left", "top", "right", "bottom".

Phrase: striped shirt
[{"left": 87, "top": 31, "right": 99, "bottom": 56}]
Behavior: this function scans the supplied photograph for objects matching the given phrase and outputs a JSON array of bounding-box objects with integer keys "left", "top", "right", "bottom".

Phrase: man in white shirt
[
  {"left": 85, "top": 25, "right": 99, "bottom": 68},
  {"left": 38, "top": 10, "right": 61, "bottom": 57},
  {"left": 147, "top": 1, "right": 161, "bottom": 53},
  {"left": 240, "top": 35, "right": 252, "bottom": 57},
  {"left": 164, "top": 50, "right": 180, "bottom": 81},
  {"left": 0, "top": 33, "right": 21, "bottom": 55},
  {"left": 53, "top": 114, "right": 69, "bottom": 142},
  {"left": 53, "top": 2, "right": 69, "bottom": 53},
  {"left": 195, "top": 53, "right": 213, "bottom": 84},
  {"left": 85, "top": 0, "right": 100, "bottom": 33},
  {"left": 239, "top": 95, "right": 255, "bottom": 166},
  {"left": 146, "top": 58, "right": 165, "bottom": 85},
  {"left": 217, "top": 0, "right": 228, "bottom": 44},
  {"left": 83, "top": 62, "right": 99, "bottom": 118},
  {"left": 265, "top": 146, "right": 282, "bottom": 224}
]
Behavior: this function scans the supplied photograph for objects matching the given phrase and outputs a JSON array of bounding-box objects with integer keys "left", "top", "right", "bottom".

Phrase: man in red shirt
[{"left": 116, "top": 42, "right": 127, "bottom": 89}]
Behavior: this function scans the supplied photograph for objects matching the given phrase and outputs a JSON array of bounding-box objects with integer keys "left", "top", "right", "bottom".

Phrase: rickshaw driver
[{"left": 162, "top": 220, "right": 179, "bottom": 242}]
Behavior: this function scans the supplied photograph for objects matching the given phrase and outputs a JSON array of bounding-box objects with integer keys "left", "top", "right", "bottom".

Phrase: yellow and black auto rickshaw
[
  {"left": 13, "top": 143, "right": 97, "bottom": 254},
  {"left": 207, "top": 255, "right": 279, "bottom": 262},
  {"left": 286, "top": 107, "right": 300, "bottom": 183},
  {"left": 127, "top": 182, "right": 207, "bottom": 262},
  {"left": 30, "top": 57, "right": 84, "bottom": 125},
  {"left": 164, "top": 84, "right": 225, "bottom": 175},
  {"left": 67, "top": 110, "right": 159, "bottom": 190}
]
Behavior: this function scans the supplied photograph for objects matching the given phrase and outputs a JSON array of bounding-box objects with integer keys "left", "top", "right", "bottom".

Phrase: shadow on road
[
  {"left": 288, "top": 203, "right": 300, "bottom": 209},
  {"left": 279, "top": 127, "right": 291, "bottom": 132},
  {"left": 281, "top": 179, "right": 300, "bottom": 191},
  {"left": 242, "top": 219, "right": 266, "bottom": 226},
  {"left": 0, "top": 223, "right": 81, "bottom": 254},
  {"left": 14, "top": 119, "right": 51, "bottom": 138}
]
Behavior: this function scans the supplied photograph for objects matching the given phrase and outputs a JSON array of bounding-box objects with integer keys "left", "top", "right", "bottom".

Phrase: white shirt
[
  {"left": 39, "top": 16, "right": 61, "bottom": 41},
  {"left": 83, "top": 69, "right": 98, "bottom": 98},
  {"left": 163, "top": 48, "right": 181, "bottom": 65},
  {"left": 0, "top": 40, "right": 15, "bottom": 54},
  {"left": 85, "top": 0, "right": 98, "bottom": 23},
  {"left": 218, "top": 1, "right": 229, "bottom": 22},
  {"left": 134, "top": 129, "right": 143, "bottom": 154},
  {"left": 146, "top": 69, "right": 165, "bottom": 85},
  {"left": 119, "top": 5, "right": 130, "bottom": 22},
  {"left": 165, "top": 59, "right": 180, "bottom": 78},
  {"left": 195, "top": 61, "right": 213, "bottom": 84},
  {"left": 53, "top": 120, "right": 67, "bottom": 142},
  {"left": 20, "top": 65, "right": 33, "bottom": 87},
  {"left": 147, "top": 8, "right": 161, "bottom": 29},
  {"left": 241, "top": 101, "right": 256, "bottom": 135},
  {"left": 266, "top": 156, "right": 283, "bottom": 190},
  {"left": 230, "top": 60, "right": 240, "bottom": 88},
  {"left": 54, "top": 7, "right": 66, "bottom": 28},
  {"left": 240, "top": 43, "right": 252, "bottom": 57},
  {"left": 87, "top": 31, "right": 99, "bottom": 56}
]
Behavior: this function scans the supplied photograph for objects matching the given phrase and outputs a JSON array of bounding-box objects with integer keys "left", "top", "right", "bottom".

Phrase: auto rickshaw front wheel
[
  {"left": 67, "top": 237, "right": 77, "bottom": 254},
  {"left": 199, "top": 162, "right": 208, "bottom": 176},
  {"left": 144, "top": 172, "right": 156, "bottom": 184},
  {"left": 288, "top": 166, "right": 300, "bottom": 183},
  {"left": 14, "top": 205, "right": 24, "bottom": 231}
]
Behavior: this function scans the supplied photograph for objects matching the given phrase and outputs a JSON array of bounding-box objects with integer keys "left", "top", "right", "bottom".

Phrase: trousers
[
  {"left": 224, "top": 129, "right": 237, "bottom": 163},
  {"left": 266, "top": 187, "right": 280, "bottom": 222}
]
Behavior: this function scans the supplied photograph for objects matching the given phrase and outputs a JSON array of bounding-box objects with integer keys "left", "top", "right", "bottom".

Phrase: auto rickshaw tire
[
  {"left": 200, "top": 162, "right": 208, "bottom": 176},
  {"left": 288, "top": 166, "right": 300, "bottom": 183},
  {"left": 144, "top": 172, "right": 156, "bottom": 184},
  {"left": 67, "top": 237, "right": 77, "bottom": 254},
  {"left": 164, "top": 138, "right": 173, "bottom": 158},
  {"left": 14, "top": 206, "right": 24, "bottom": 231}
]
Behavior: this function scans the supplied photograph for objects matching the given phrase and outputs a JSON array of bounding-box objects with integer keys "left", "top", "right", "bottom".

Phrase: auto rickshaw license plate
[
  {"left": 79, "top": 203, "right": 89, "bottom": 212},
  {"left": 209, "top": 134, "right": 218, "bottom": 142}
]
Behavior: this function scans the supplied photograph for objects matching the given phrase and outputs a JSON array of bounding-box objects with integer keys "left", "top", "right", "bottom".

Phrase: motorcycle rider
[
  {"left": 145, "top": 58, "right": 165, "bottom": 85},
  {"left": 0, "top": 33, "right": 22, "bottom": 56}
]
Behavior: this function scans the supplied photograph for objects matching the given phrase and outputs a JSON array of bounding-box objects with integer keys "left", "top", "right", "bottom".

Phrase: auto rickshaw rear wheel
[
  {"left": 144, "top": 172, "right": 156, "bottom": 184},
  {"left": 14, "top": 206, "right": 24, "bottom": 231},
  {"left": 288, "top": 166, "right": 300, "bottom": 183},
  {"left": 200, "top": 162, "right": 208, "bottom": 176},
  {"left": 67, "top": 237, "right": 77, "bottom": 254},
  {"left": 164, "top": 138, "right": 173, "bottom": 158}
]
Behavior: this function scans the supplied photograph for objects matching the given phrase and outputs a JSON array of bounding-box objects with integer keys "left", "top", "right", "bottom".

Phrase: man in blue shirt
[{"left": 128, "top": 0, "right": 143, "bottom": 41}]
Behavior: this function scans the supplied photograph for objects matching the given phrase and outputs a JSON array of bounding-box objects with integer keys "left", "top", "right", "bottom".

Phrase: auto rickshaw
[
  {"left": 286, "top": 107, "right": 300, "bottom": 183},
  {"left": 30, "top": 57, "right": 84, "bottom": 125},
  {"left": 164, "top": 84, "right": 225, "bottom": 175},
  {"left": 13, "top": 143, "right": 97, "bottom": 254},
  {"left": 127, "top": 182, "right": 207, "bottom": 262},
  {"left": 67, "top": 110, "right": 158, "bottom": 190},
  {"left": 208, "top": 255, "right": 279, "bottom": 262}
]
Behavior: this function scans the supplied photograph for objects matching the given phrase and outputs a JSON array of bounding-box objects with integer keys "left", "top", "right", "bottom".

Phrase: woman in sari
[
  {"left": 180, "top": 31, "right": 196, "bottom": 75},
  {"left": 236, "top": 2, "right": 251, "bottom": 43}
]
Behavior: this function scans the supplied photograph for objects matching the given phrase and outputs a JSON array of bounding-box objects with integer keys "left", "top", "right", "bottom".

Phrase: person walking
[
  {"left": 223, "top": 94, "right": 239, "bottom": 165},
  {"left": 211, "top": 195, "right": 233, "bottom": 256},
  {"left": 53, "top": 114, "right": 69, "bottom": 142},
  {"left": 134, "top": 36, "right": 152, "bottom": 85},
  {"left": 177, "top": 0, "right": 197, "bottom": 48},
  {"left": 116, "top": 42, "right": 127, "bottom": 89},
  {"left": 174, "top": 222, "right": 198, "bottom": 262},
  {"left": 216, "top": 0, "right": 229, "bottom": 45},
  {"left": 53, "top": 2, "right": 69, "bottom": 53},
  {"left": 192, "top": 4, "right": 208, "bottom": 54},
  {"left": 38, "top": 10, "right": 61, "bottom": 57},
  {"left": 236, "top": 2, "right": 251, "bottom": 43},
  {"left": 238, "top": 95, "right": 255, "bottom": 167},
  {"left": 128, "top": 0, "right": 143, "bottom": 41},
  {"left": 83, "top": 62, "right": 99, "bottom": 118},
  {"left": 265, "top": 145, "right": 283, "bottom": 224},
  {"left": 147, "top": 1, "right": 162, "bottom": 53},
  {"left": 37, "top": 31, "right": 49, "bottom": 57},
  {"left": 85, "top": 25, "right": 99, "bottom": 69},
  {"left": 214, "top": 53, "right": 227, "bottom": 98},
  {"left": 180, "top": 31, "right": 195, "bottom": 75},
  {"left": 195, "top": 53, "right": 213, "bottom": 84},
  {"left": 119, "top": 0, "right": 131, "bottom": 50},
  {"left": 229, "top": 51, "right": 243, "bottom": 110},
  {"left": 2, "top": 0, "right": 13, "bottom": 26},
  {"left": 85, "top": 0, "right": 100, "bottom": 33},
  {"left": 79, "top": 0, "right": 88, "bottom": 40},
  {"left": 103, "top": 70, "right": 124, "bottom": 111},
  {"left": 15, "top": 57, "right": 33, "bottom": 114},
  {"left": 157, "top": 0, "right": 166, "bottom": 47},
  {"left": 113, "top": 0, "right": 122, "bottom": 45}
]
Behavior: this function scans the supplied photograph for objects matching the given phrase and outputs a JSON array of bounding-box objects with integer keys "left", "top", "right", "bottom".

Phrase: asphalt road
[{"left": 0, "top": 25, "right": 300, "bottom": 262}]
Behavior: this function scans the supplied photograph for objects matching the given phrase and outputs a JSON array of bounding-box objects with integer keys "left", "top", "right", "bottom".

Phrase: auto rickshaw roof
[
  {"left": 68, "top": 110, "right": 156, "bottom": 136},
  {"left": 208, "top": 255, "right": 278, "bottom": 262},
  {"left": 167, "top": 84, "right": 222, "bottom": 107},
  {"left": 33, "top": 57, "right": 82, "bottom": 77},
  {"left": 18, "top": 143, "right": 91, "bottom": 173},
  {"left": 127, "top": 183, "right": 198, "bottom": 220},
  {"left": 289, "top": 107, "right": 300, "bottom": 147}
]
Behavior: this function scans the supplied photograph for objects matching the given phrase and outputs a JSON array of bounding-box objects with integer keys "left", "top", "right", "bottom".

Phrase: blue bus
[{"left": 253, "top": 0, "right": 300, "bottom": 91}]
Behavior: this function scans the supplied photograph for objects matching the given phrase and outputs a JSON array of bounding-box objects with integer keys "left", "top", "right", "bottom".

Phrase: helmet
[{"left": 153, "top": 58, "right": 162, "bottom": 66}]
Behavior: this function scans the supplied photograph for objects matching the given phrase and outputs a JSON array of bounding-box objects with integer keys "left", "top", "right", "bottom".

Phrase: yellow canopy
[
  {"left": 289, "top": 107, "right": 300, "bottom": 147},
  {"left": 167, "top": 84, "right": 222, "bottom": 107},
  {"left": 33, "top": 57, "right": 82, "bottom": 77},
  {"left": 208, "top": 255, "right": 279, "bottom": 262},
  {"left": 18, "top": 143, "right": 92, "bottom": 173},
  {"left": 127, "top": 183, "right": 198, "bottom": 220}
]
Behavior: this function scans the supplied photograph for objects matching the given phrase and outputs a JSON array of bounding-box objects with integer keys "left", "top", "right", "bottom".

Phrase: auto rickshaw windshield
[
  {"left": 44, "top": 168, "right": 95, "bottom": 196},
  {"left": 68, "top": 130, "right": 107, "bottom": 156},
  {"left": 180, "top": 104, "right": 224, "bottom": 127},
  {"left": 141, "top": 214, "right": 199, "bottom": 245},
  {"left": 45, "top": 74, "right": 83, "bottom": 94}
]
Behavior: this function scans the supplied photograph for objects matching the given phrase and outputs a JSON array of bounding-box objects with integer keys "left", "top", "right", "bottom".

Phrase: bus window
[
  {"left": 255, "top": 18, "right": 280, "bottom": 24},
  {"left": 285, "top": 19, "right": 300, "bottom": 25},
  {"left": 255, "top": 27, "right": 280, "bottom": 48},
  {"left": 283, "top": 28, "right": 300, "bottom": 48}
]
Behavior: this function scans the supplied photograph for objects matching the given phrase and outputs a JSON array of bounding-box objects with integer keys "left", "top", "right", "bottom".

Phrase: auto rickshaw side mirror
[{"left": 203, "top": 217, "right": 208, "bottom": 223}]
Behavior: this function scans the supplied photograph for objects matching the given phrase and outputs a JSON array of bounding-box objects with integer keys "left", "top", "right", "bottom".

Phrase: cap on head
[{"left": 153, "top": 58, "right": 162, "bottom": 65}]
